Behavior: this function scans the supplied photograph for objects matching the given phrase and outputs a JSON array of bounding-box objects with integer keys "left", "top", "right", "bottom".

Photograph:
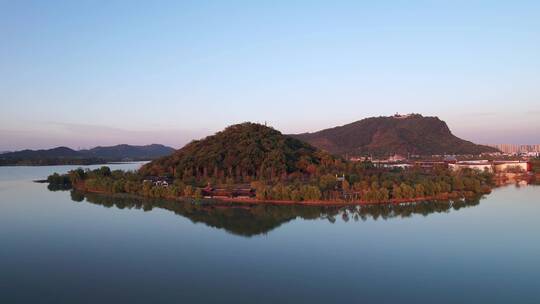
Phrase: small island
[{"left": 45, "top": 122, "right": 519, "bottom": 206}]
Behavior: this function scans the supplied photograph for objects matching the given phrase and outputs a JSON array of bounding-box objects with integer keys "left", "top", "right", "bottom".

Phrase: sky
[{"left": 1, "top": 0, "right": 539, "bottom": 150}]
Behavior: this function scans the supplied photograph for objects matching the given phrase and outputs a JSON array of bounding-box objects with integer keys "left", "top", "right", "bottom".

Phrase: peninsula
[{"left": 45, "top": 121, "right": 513, "bottom": 205}]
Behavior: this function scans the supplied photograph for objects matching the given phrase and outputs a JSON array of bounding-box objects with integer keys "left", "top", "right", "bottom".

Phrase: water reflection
[
  {"left": 47, "top": 183, "right": 72, "bottom": 191},
  {"left": 67, "top": 190, "right": 483, "bottom": 237}
]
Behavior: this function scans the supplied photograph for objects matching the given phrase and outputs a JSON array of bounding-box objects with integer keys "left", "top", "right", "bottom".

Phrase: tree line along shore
[{"left": 46, "top": 162, "right": 497, "bottom": 205}]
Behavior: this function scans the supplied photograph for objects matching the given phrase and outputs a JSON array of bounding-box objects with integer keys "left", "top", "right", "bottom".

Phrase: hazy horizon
[
  {"left": 2, "top": 1, "right": 539, "bottom": 150},
  {"left": 1, "top": 114, "right": 539, "bottom": 152}
]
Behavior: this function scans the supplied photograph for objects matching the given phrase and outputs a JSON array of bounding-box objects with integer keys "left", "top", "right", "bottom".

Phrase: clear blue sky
[{"left": 1, "top": 0, "right": 539, "bottom": 150}]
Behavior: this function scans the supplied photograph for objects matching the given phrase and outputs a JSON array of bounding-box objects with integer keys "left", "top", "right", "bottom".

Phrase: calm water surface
[{"left": 1, "top": 163, "right": 539, "bottom": 303}]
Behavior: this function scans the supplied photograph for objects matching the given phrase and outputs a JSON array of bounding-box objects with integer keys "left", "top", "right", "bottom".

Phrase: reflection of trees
[
  {"left": 70, "top": 190, "right": 85, "bottom": 202},
  {"left": 47, "top": 183, "right": 72, "bottom": 191},
  {"left": 68, "top": 190, "right": 483, "bottom": 237},
  {"left": 350, "top": 198, "right": 481, "bottom": 221}
]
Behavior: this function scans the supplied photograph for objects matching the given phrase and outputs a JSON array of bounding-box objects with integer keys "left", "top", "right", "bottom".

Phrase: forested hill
[
  {"left": 140, "top": 123, "right": 331, "bottom": 179},
  {"left": 0, "top": 144, "right": 174, "bottom": 165},
  {"left": 292, "top": 114, "right": 499, "bottom": 157}
]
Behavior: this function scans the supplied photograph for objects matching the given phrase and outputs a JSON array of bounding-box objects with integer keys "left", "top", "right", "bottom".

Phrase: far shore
[{"left": 1, "top": 160, "right": 149, "bottom": 167}]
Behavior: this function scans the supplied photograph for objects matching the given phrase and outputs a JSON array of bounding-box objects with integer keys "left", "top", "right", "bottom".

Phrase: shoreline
[
  {"left": 73, "top": 184, "right": 484, "bottom": 207},
  {"left": 1, "top": 160, "right": 149, "bottom": 167},
  {"left": 200, "top": 192, "right": 482, "bottom": 206}
]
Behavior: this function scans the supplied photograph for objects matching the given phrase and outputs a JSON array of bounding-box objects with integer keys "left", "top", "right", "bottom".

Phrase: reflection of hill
[
  {"left": 69, "top": 191, "right": 482, "bottom": 237},
  {"left": 72, "top": 191, "right": 317, "bottom": 236}
]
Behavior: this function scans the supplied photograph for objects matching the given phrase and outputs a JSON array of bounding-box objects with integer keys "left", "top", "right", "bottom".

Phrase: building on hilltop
[{"left": 392, "top": 113, "right": 414, "bottom": 119}]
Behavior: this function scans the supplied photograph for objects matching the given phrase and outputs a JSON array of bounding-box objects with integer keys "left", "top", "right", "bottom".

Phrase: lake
[{"left": 1, "top": 163, "right": 539, "bottom": 303}]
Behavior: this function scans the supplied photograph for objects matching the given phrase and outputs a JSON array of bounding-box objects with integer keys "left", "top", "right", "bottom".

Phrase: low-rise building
[
  {"left": 414, "top": 161, "right": 449, "bottom": 170},
  {"left": 143, "top": 176, "right": 173, "bottom": 187},
  {"left": 493, "top": 161, "right": 529, "bottom": 173},
  {"left": 449, "top": 161, "right": 492, "bottom": 172},
  {"left": 449, "top": 160, "right": 531, "bottom": 173}
]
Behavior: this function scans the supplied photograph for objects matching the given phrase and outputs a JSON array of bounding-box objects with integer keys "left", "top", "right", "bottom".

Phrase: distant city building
[{"left": 488, "top": 144, "right": 540, "bottom": 155}]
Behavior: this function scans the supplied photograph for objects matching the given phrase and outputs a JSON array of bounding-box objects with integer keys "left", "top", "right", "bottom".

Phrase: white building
[
  {"left": 493, "top": 161, "right": 529, "bottom": 173},
  {"left": 449, "top": 162, "right": 493, "bottom": 172},
  {"left": 450, "top": 160, "right": 531, "bottom": 173}
]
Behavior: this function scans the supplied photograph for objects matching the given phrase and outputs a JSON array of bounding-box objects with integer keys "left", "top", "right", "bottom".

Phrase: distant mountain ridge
[
  {"left": 0, "top": 144, "right": 175, "bottom": 166},
  {"left": 292, "top": 114, "right": 499, "bottom": 156},
  {"left": 80, "top": 144, "right": 175, "bottom": 160},
  {"left": 2, "top": 147, "right": 81, "bottom": 160}
]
